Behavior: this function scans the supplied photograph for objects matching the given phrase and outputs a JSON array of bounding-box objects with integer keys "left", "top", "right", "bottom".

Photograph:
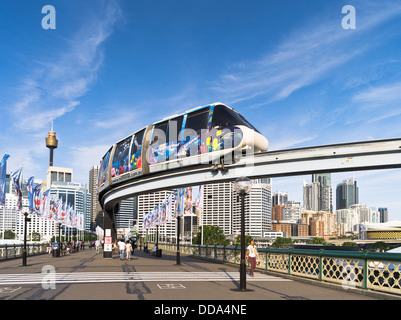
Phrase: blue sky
[{"left": 1, "top": 1, "right": 401, "bottom": 220}]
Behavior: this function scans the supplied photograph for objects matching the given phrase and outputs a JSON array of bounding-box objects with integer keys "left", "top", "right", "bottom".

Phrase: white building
[
  {"left": 283, "top": 201, "right": 303, "bottom": 223},
  {"left": 336, "top": 203, "right": 380, "bottom": 236},
  {"left": 137, "top": 190, "right": 177, "bottom": 241},
  {"left": 49, "top": 181, "right": 91, "bottom": 233},
  {"left": 2, "top": 193, "right": 57, "bottom": 242},
  {"left": 232, "top": 180, "right": 272, "bottom": 238}
]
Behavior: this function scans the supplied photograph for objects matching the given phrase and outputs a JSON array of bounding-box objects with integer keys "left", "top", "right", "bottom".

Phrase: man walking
[{"left": 118, "top": 239, "right": 126, "bottom": 260}]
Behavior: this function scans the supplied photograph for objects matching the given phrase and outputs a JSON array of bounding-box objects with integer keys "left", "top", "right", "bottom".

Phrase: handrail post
[
  {"left": 288, "top": 248, "right": 292, "bottom": 275},
  {"left": 363, "top": 250, "right": 370, "bottom": 290},
  {"left": 318, "top": 249, "right": 324, "bottom": 281},
  {"left": 265, "top": 248, "right": 268, "bottom": 271}
]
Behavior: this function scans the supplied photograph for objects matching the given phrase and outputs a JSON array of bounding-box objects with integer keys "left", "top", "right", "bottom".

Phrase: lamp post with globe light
[{"left": 233, "top": 177, "right": 252, "bottom": 291}]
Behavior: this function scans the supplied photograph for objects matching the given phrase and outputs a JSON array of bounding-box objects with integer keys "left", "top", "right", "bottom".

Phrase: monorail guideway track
[{"left": 100, "top": 137, "right": 401, "bottom": 210}]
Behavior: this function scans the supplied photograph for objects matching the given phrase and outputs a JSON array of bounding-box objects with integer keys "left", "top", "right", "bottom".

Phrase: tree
[
  {"left": 372, "top": 241, "right": 389, "bottom": 252},
  {"left": 192, "top": 225, "right": 229, "bottom": 246},
  {"left": 234, "top": 234, "right": 254, "bottom": 247},
  {"left": 310, "top": 237, "right": 327, "bottom": 245},
  {"left": 0, "top": 230, "right": 16, "bottom": 240},
  {"left": 271, "top": 237, "right": 293, "bottom": 248},
  {"left": 342, "top": 241, "right": 358, "bottom": 247}
]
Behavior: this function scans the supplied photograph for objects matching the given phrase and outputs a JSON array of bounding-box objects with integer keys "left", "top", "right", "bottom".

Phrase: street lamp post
[
  {"left": 22, "top": 208, "right": 31, "bottom": 266},
  {"left": 233, "top": 177, "right": 252, "bottom": 291},
  {"left": 176, "top": 216, "right": 181, "bottom": 265}
]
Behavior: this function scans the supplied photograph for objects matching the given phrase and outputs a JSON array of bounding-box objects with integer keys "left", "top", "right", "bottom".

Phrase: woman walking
[
  {"left": 246, "top": 239, "right": 258, "bottom": 277},
  {"left": 125, "top": 240, "right": 133, "bottom": 261}
]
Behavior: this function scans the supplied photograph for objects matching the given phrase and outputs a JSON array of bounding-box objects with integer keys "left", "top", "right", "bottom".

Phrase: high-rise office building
[
  {"left": 46, "top": 166, "right": 73, "bottom": 189},
  {"left": 283, "top": 201, "right": 303, "bottom": 223},
  {"left": 336, "top": 178, "right": 359, "bottom": 210},
  {"left": 49, "top": 181, "right": 91, "bottom": 232},
  {"left": 379, "top": 208, "right": 389, "bottom": 223},
  {"left": 137, "top": 190, "right": 176, "bottom": 240},
  {"left": 310, "top": 173, "right": 333, "bottom": 212},
  {"left": 203, "top": 182, "right": 233, "bottom": 236},
  {"left": 303, "top": 182, "right": 320, "bottom": 212},
  {"left": 115, "top": 197, "right": 137, "bottom": 234},
  {"left": 272, "top": 191, "right": 288, "bottom": 207},
  {"left": 232, "top": 180, "right": 272, "bottom": 238},
  {"left": 89, "top": 165, "right": 102, "bottom": 231}
]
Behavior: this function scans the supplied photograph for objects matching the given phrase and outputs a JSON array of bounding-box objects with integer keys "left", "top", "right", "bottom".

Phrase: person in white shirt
[
  {"left": 118, "top": 240, "right": 126, "bottom": 260},
  {"left": 246, "top": 239, "right": 258, "bottom": 277},
  {"left": 125, "top": 241, "right": 133, "bottom": 261},
  {"left": 95, "top": 239, "right": 101, "bottom": 254}
]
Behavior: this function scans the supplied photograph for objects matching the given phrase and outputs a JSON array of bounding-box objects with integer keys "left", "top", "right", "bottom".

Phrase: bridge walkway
[{"left": 0, "top": 247, "right": 381, "bottom": 300}]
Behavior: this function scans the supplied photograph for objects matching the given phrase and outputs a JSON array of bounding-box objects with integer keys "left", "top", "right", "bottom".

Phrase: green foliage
[
  {"left": 234, "top": 234, "right": 254, "bottom": 247},
  {"left": 310, "top": 237, "right": 327, "bottom": 245},
  {"left": 342, "top": 241, "right": 358, "bottom": 246},
  {"left": 193, "top": 225, "right": 229, "bottom": 246},
  {"left": 372, "top": 241, "right": 389, "bottom": 251},
  {"left": 271, "top": 237, "right": 293, "bottom": 248},
  {"left": 0, "top": 230, "right": 16, "bottom": 239}
]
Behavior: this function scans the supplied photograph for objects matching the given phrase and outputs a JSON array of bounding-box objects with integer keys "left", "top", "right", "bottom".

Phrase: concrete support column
[{"left": 103, "top": 204, "right": 118, "bottom": 259}]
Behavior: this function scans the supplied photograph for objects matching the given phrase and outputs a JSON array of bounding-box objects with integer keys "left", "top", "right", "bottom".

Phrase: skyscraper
[
  {"left": 336, "top": 178, "right": 359, "bottom": 210},
  {"left": 312, "top": 173, "right": 333, "bottom": 212},
  {"left": 89, "top": 165, "right": 102, "bottom": 231},
  {"left": 232, "top": 180, "right": 272, "bottom": 238},
  {"left": 272, "top": 191, "right": 288, "bottom": 207},
  {"left": 379, "top": 208, "right": 389, "bottom": 223}
]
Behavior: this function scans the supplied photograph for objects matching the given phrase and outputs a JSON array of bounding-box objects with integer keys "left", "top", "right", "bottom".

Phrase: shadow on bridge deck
[{"left": 0, "top": 248, "right": 384, "bottom": 301}]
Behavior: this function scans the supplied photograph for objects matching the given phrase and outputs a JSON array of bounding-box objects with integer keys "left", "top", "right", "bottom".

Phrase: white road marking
[{"left": 0, "top": 272, "right": 291, "bottom": 285}]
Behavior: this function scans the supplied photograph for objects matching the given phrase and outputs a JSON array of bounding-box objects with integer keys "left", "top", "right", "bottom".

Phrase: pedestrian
[
  {"left": 95, "top": 239, "right": 101, "bottom": 254},
  {"left": 47, "top": 242, "right": 52, "bottom": 254},
  {"left": 118, "top": 239, "right": 126, "bottom": 260},
  {"left": 125, "top": 240, "right": 133, "bottom": 261},
  {"left": 246, "top": 239, "right": 258, "bottom": 277}
]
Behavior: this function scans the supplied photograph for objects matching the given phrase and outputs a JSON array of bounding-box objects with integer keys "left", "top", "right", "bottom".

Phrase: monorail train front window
[
  {"left": 211, "top": 104, "right": 259, "bottom": 133},
  {"left": 184, "top": 108, "right": 210, "bottom": 136}
]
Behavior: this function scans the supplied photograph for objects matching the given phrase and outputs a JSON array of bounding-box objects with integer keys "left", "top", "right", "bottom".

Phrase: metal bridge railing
[
  {"left": 0, "top": 243, "right": 48, "bottom": 260},
  {"left": 155, "top": 243, "right": 401, "bottom": 296}
]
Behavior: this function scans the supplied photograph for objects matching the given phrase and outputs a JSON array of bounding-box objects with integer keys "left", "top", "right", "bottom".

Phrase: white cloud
[
  {"left": 210, "top": 2, "right": 401, "bottom": 109},
  {"left": 8, "top": 0, "right": 123, "bottom": 133}
]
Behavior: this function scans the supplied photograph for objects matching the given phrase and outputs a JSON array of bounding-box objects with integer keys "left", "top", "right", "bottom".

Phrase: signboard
[
  {"left": 104, "top": 236, "right": 112, "bottom": 245},
  {"left": 104, "top": 244, "right": 112, "bottom": 252}
]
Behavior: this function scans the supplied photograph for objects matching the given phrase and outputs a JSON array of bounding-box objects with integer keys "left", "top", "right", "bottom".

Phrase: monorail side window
[
  {"left": 167, "top": 116, "right": 183, "bottom": 142},
  {"left": 131, "top": 129, "right": 145, "bottom": 155},
  {"left": 130, "top": 129, "right": 145, "bottom": 170},
  {"left": 184, "top": 108, "right": 210, "bottom": 136},
  {"left": 151, "top": 121, "right": 168, "bottom": 147},
  {"left": 112, "top": 135, "right": 132, "bottom": 177}
]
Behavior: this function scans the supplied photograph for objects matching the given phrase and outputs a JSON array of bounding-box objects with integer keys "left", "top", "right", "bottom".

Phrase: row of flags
[
  {"left": 0, "top": 153, "right": 84, "bottom": 230},
  {"left": 142, "top": 186, "right": 203, "bottom": 230}
]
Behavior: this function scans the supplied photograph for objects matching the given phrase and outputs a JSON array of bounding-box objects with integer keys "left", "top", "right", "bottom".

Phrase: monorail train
[{"left": 97, "top": 102, "right": 268, "bottom": 194}]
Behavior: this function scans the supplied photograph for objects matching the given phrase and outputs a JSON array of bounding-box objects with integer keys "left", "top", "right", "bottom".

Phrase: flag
[
  {"left": 26, "top": 176, "right": 35, "bottom": 212},
  {"left": 41, "top": 189, "right": 50, "bottom": 218},
  {"left": 0, "top": 153, "right": 10, "bottom": 206},
  {"left": 11, "top": 167, "right": 23, "bottom": 211},
  {"left": 33, "top": 184, "right": 42, "bottom": 214}
]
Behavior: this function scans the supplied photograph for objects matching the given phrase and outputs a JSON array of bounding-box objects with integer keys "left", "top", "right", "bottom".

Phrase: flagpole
[{"left": 2, "top": 206, "right": 4, "bottom": 241}]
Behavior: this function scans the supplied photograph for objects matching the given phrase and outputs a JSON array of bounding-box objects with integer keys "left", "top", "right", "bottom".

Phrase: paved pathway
[{"left": 0, "top": 248, "right": 383, "bottom": 300}]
